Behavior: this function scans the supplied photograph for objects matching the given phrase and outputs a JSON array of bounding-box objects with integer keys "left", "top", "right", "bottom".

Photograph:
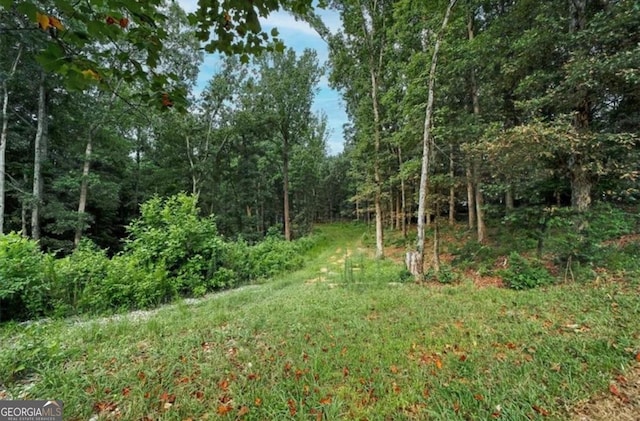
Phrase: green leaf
[
  {"left": 16, "top": 1, "right": 37, "bottom": 20},
  {"left": 0, "top": 0, "right": 13, "bottom": 9},
  {"left": 270, "top": 27, "right": 279, "bottom": 37}
]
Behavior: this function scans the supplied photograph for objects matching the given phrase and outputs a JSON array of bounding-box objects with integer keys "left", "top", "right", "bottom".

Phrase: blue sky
[{"left": 178, "top": 1, "right": 348, "bottom": 155}]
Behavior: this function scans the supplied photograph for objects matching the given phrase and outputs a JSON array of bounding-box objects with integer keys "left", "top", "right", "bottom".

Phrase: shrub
[
  {"left": 0, "top": 233, "right": 49, "bottom": 320},
  {"left": 501, "top": 252, "right": 554, "bottom": 290},
  {"left": 51, "top": 240, "right": 111, "bottom": 315},
  {"left": 125, "top": 194, "right": 227, "bottom": 296},
  {"left": 425, "top": 264, "right": 458, "bottom": 284},
  {"left": 249, "top": 237, "right": 305, "bottom": 279}
]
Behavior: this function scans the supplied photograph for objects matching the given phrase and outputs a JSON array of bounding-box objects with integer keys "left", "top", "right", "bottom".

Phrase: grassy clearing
[{"left": 1, "top": 223, "right": 639, "bottom": 420}]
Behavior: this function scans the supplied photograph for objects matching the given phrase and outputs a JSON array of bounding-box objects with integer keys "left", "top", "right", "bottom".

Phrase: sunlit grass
[{"left": 0, "top": 222, "right": 638, "bottom": 420}]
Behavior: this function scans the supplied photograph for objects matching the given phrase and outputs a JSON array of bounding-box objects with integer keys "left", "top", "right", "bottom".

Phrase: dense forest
[{"left": 1, "top": 0, "right": 639, "bottom": 320}]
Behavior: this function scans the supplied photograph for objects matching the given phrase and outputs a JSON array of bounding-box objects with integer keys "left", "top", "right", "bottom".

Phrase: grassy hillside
[{"left": 0, "top": 223, "right": 638, "bottom": 420}]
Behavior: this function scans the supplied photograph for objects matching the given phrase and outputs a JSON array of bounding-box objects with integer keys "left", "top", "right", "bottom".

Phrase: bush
[
  {"left": 51, "top": 241, "right": 111, "bottom": 315},
  {"left": 125, "top": 194, "right": 229, "bottom": 296},
  {"left": 249, "top": 237, "right": 305, "bottom": 279},
  {"left": 0, "top": 233, "right": 50, "bottom": 320},
  {"left": 501, "top": 252, "right": 554, "bottom": 290},
  {"left": 425, "top": 264, "right": 458, "bottom": 284}
]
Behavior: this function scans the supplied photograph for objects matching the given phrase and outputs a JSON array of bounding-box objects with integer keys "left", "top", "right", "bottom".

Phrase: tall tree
[
  {"left": 256, "top": 48, "right": 322, "bottom": 241},
  {"left": 412, "top": 0, "right": 456, "bottom": 276},
  {"left": 329, "top": 0, "right": 393, "bottom": 258},
  {"left": 0, "top": 42, "right": 21, "bottom": 234},
  {"left": 30, "top": 71, "right": 46, "bottom": 240}
]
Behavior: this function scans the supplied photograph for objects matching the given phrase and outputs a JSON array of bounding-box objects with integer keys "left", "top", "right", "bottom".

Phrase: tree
[
  {"left": 0, "top": 41, "right": 21, "bottom": 234},
  {"left": 255, "top": 48, "right": 322, "bottom": 241},
  {"left": 408, "top": 0, "right": 456, "bottom": 277},
  {"left": 328, "top": 0, "right": 394, "bottom": 259}
]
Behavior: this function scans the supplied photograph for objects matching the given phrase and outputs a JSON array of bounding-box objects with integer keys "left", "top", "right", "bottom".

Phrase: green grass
[{"left": 1, "top": 222, "right": 639, "bottom": 420}]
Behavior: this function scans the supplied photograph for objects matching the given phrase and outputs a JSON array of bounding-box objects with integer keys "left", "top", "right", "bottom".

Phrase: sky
[{"left": 178, "top": 1, "right": 348, "bottom": 155}]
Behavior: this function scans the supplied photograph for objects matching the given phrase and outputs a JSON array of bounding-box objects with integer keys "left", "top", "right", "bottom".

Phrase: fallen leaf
[
  {"left": 435, "top": 358, "right": 443, "bottom": 370},
  {"left": 474, "top": 394, "right": 484, "bottom": 401},
  {"left": 219, "top": 379, "right": 229, "bottom": 391},
  {"left": 635, "top": 352, "right": 640, "bottom": 362},
  {"left": 237, "top": 406, "right": 249, "bottom": 416},
  {"left": 506, "top": 342, "right": 517, "bottom": 350},
  {"left": 247, "top": 373, "right": 258, "bottom": 380},
  {"left": 122, "top": 386, "right": 131, "bottom": 397},
  {"left": 319, "top": 395, "right": 332, "bottom": 405},
  {"left": 390, "top": 365, "right": 399, "bottom": 374},
  {"left": 422, "top": 388, "right": 430, "bottom": 399},
  {"left": 459, "top": 354, "right": 467, "bottom": 362},
  {"left": 93, "top": 401, "right": 117, "bottom": 413},
  {"left": 119, "top": 17, "right": 129, "bottom": 28},
  {"left": 217, "top": 404, "right": 233, "bottom": 415},
  {"left": 532, "top": 405, "right": 549, "bottom": 416},
  {"left": 609, "top": 384, "right": 621, "bottom": 397},
  {"left": 254, "top": 398, "right": 262, "bottom": 406},
  {"left": 287, "top": 399, "right": 297, "bottom": 416},
  {"left": 159, "top": 391, "right": 176, "bottom": 403},
  {"left": 343, "top": 366, "right": 350, "bottom": 377}
]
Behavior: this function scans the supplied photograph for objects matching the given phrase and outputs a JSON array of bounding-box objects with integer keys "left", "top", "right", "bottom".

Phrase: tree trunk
[
  {"left": 469, "top": 15, "right": 486, "bottom": 243},
  {"left": 399, "top": 147, "right": 407, "bottom": 238},
  {"left": 370, "top": 68, "right": 384, "bottom": 259},
  {"left": 506, "top": 187, "right": 514, "bottom": 212},
  {"left": 474, "top": 160, "right": 486, "bottom": 243},
  {"left": 569, "top": 0, "right": 592, "bottom": 213},
  {"left": 0, "top": 45, "right": 22, "bottom": 235},
  {"left": 21, "top": 174, "right": 28, "bottom": 237},
  {"left": 283, "top": 136, "right": 291, "bottom": 241},
  {"left": 395, "top": 191, "right": 401, "bottom": 230},
  {"left": 74, "top": 134, "right": 92, "bottom": 246},
  {"left": 31, "top": 72, "right": 47, "bottom": 241},
  {"left": 414, "top": 0, "right": 457, "bottom": 276},
  {"left": 433, "top": 216, "right": 441, "bottom": 273},
  {"left": 570, "top": 168, "right": 591, "bottom": 212},
  {"left": 448, "top": 144, "right": 455, "bottom": 225},
  {"left": 466, "top": 163, "right": 475, "bottom": 229}
]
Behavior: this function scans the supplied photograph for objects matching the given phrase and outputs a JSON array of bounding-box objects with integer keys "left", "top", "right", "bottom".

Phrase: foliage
[
  {"left": 125, "top": 193, "right": 228, "bottom": 296},
  {"left": 0, "top": 233, "right": 50, "bottom": 320},
  {"left": 501, "top": 252, "right": 554, "bottom": 290},
  {"left": 1, "top": 224, "right": 638, "bottom": 419},
  {"left": 426, "top": 264, "right": 458, "bottom": 284}
]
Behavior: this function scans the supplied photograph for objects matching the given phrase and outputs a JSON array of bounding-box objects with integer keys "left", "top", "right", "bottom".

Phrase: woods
[
  {"left": 1, "top": 1, "right": 640, "bottom": 418},
  {"left": 0, "top": 0, "right": 638, "bottom": 313}
]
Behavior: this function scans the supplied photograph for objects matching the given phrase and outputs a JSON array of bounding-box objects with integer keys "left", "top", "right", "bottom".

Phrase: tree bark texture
[
  {"left": 414, "top": 0, "right": 457, "bottom": 276},
  {"left": 31, "top": 72, "right": 47, "bottom": 241},
  {"left": 466, "top": 163, "right": 475, "bottom": 229},
  {"left": 0, "top": 45, "right": 22, "bottom": 235},
  {"left": 74, "top": 134, "right": 92, "bottom": 246}
]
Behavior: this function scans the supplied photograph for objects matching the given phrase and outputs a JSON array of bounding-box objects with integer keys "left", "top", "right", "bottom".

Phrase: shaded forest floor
[{"left": 0, "top": 223, "right": 639, "bottom": 420}]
